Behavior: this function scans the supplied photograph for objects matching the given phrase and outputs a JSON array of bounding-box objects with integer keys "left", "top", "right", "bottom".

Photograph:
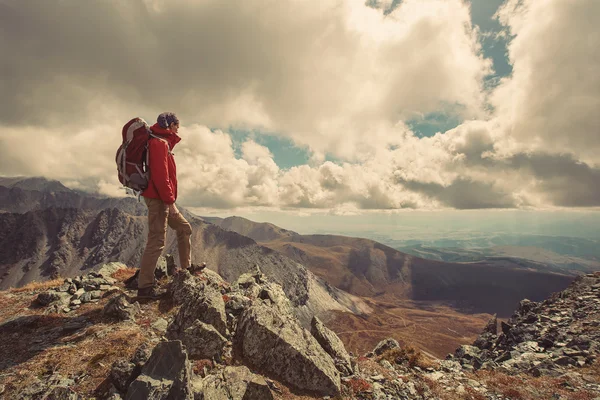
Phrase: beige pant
[{"left": 139, "top": 197, "right": 192, "bottom": 289}]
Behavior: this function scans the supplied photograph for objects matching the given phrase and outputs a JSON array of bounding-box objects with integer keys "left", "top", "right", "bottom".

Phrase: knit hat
[{"left": 157, "top": 112, "right": 180, "bottom": 129}]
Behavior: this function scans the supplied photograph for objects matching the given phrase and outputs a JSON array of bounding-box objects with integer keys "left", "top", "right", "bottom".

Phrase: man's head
[{"left": 157, "top": 112, "right": 180, "bottom": 133}]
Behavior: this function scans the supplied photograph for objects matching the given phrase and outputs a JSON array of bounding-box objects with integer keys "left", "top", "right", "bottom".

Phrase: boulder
[
  {"left": 126, "top": 341, "right": 193, "bottom": 400},
  {"left": 168, "top": 288, "right": 228, "bottom": 337},
  {"left": 235, "top": 303, "right": 340, "bottom": 396},
  {"left": 103, "top": 295, "right": 137, "bottom": 322},
  {"left": 172, "top": 320, "right": 227, "bottom": 361},
  {"left": 310, "top": 316, "right": 353, "bottom": 376},
  {"left": 371, "top": 338, "right": 400, "bottom": 356},
  {"left": 170, "top": 270, "right": 206, "bottom": 305},
  {"left": 199, "top": 366, "right": 273, "bottom": 400},
  {"left": 111, "top": 359, "right": 136, "bottom": 392},
  {"left": 482, "top": 314, "right": 498, "bottom": 335},
  {"left": 97, "top": 262, "right": 128, "bottom": 279},
  {"left": 36, "top": 291, "right": 70, "bottom": 306}
]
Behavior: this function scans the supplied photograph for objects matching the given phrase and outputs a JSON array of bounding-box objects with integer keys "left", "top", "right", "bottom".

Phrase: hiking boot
[
  {"left": 188, "top": 262, "right": 207, "bottom": 273},
  {"left": 136, "top": 285, "right": 167, "bottom": 300}
]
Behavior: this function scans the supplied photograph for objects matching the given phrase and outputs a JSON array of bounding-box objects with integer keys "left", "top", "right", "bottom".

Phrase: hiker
[{"left": 138, "top": 112, "right": 192, "bottom": 298}]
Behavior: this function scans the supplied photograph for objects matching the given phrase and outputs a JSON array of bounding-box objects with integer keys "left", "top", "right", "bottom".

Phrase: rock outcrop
[
  {"left": 452, "top": 272, "right": 600, "bottom": 378},
  {"left": 310, "top": 316, "right": 353, "bottom": 376},
  {"left": 126, "top": 340, "right": 193, "bottom": 400}
]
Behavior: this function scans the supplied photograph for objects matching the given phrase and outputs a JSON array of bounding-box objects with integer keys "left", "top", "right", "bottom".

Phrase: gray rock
[
  {"left": 151, "top": 318, "right": 169, "bottom": 334},
  {"left": 310, "top": 316, "right": 353, "bottom": 376},
  {"left": 97, "top": 262, "right": 128, "bottom": 279},
  {"left": 168, "top": 288, "right": 228, "bottom": 337},
  {"left": 80, "top": 292, "right": 93, "bottom": 303},
  {"left": 200, "top": 366, "right": 274, "bottom": 400},
  {"left": 103, "top": 295, "right": 137, "bottom": 321},
  {"left": 235, "top": 303, "right": 340, "bottom": 396},
  {"left": 170, "top": 270, "right": 206, "bottom": 305},
  {"left": 455, "top": 345, "right": 482, "bottom": 361},
  {"left": 126, "top": 340, "right": 193, "bottom": 400},
  {"left": 90, "top": 290, "right": 104, "bottom": 299},
  {"left": 44, "top": 386, "right": 80, "bottom": 400},
  {"left": 371, "top": 338, "right": 400, "bottom": 356},
  {"left": 174, "top": 320, "right": 227, "bottom": 361},
  {"left": 57, "top": 283, "right": 71, "bottom": 292},
  {"left": 111, "top": 359, "right": 136, "bottom": 392},
  {"left": 37, "top": 291, "right": 70, "bottom": 306},
  {"left": 132, "top": 343, "right": 153, "bottom": 369},
  {"left": 224, "top": 293, "right": 252, "bottom": 316}
]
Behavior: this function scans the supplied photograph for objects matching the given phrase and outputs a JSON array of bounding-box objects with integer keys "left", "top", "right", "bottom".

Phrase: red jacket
[{"left": 142, "top": 123, "right": 181, "bottom": 205}]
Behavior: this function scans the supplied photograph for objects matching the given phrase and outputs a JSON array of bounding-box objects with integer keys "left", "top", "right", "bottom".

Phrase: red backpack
[{"left": 116, "top": 118, "right": 152, "bottom": 192}]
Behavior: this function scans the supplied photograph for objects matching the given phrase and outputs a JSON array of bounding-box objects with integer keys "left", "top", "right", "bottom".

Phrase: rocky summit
[
  {"left": 452, "top": 272, "right": 600, "bottom": 378},
  {"left": 0, "top": 263, "right": 599, "bottom": 399}
]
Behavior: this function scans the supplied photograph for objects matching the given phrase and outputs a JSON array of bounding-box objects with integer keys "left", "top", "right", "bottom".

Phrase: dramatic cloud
[
  {"left": 491, "top": 0, "right": 600, "bottom": 164},
  {"left": 0, "top": 0, "right": 490, "bottom": 158},
  {"left": 0, "top": 0, "right": 598, "bottom": 211}
]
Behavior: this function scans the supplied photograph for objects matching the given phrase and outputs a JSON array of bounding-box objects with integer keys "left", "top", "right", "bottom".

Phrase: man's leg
[
  {"left": 139, "top": 197, "right": 168, "bottom": 289},
  {"left": 168, "top": 210, "right": 192, "bottom": 269}
]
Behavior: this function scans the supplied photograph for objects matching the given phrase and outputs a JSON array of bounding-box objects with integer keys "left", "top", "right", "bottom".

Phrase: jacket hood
[{"left": 150, "top": 123, "right": 182, "bottom": 149}]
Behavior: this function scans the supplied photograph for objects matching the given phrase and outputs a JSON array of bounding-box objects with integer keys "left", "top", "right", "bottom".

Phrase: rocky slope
[
  {"left": 0, "top": 265, "right": 598, "bottom": 399},
  {"left": 208, "top": 216, "right": 299, "bottom": 242},
  {"left": 452, "top": 272, "right": 600, "bottom": 378},
  {"left": 216, "top": 219, "right": 575, "bottom": 316},
  {"left": 0, "top": 207, "right": 368, "bottom": 325}
]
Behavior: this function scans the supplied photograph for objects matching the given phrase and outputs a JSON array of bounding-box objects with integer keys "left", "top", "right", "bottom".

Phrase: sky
[{"left": 1, "top": 0, "right": 599, "bottom": 233}]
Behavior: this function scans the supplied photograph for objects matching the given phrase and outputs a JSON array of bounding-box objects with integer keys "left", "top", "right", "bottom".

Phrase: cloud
[
  {"left": 0, "top": 0, "right": 598, "bottom": 211},
  {"left": 0, "top": 0, "right": 490, "bottom": 160},
  {"left": 491, "top": 0, "right": 600, "bottom": 163}
]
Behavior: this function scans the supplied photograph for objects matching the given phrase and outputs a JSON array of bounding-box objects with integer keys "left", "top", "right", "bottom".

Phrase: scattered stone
[
  {"left": 235, "top": 302, "right": 340, "bottom": 396},
  {"left": 454, "top": 273, "right": 600, "bottom": 380},
  {"left": 310, "top": 316, "right": 353, "bottom": 376},
  {"left": 103, "top": 295, "right": 137, "bottom": 321},
  {"left": 151, "top": 318, "right": 168, "bottom": 333},
  {"left": 173, "top": 320, "right": 227, "bottom": 361},
  {"left": 111, "top": 359, "right": 136, "bottom": 392},
  {"left": 168, "top": 287, "right": 228, "bottom": 337},
  {"left": 200, "top": 366, "right": 274, "bottom": 400},
  {"left": 97, "top": 262, "right": 128, "bottom": 279},
  {"left": 371, "top": 338, "right": 400, "bottom": 356},
  {"left": 126, "top": 340, "right": 193, "bottom": 400},
  {"left": 37, "top": 291, "right": 61, "bottom": 305},
  {"left": 80, "top": 292, "right": 93, "bottom": 303}
]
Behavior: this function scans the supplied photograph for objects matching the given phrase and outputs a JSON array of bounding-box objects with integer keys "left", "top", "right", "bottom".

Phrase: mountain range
[{"left": 0, "top": 176, "right": 583, "bottom": 356}]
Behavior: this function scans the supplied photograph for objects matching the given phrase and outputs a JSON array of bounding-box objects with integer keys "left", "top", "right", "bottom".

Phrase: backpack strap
[{"left": 149, "top": 133, "right": 172, "bottom": 153}]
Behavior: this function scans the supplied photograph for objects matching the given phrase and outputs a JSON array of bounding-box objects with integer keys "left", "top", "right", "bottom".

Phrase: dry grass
[
  {"left": 111, "top": 267, "right": 137, "bottom": 282},
  {"left": 475, "top": 370, "right": 599, "bottom": 400},
  {"left": 377, "top": 345, "right": 425, "bottom": 369},
  {"left": 345, "top": 377, "right": 373, "bottom": 397},
  {"left": 1, "top": 323, "right": 145, "bottom": 397},
  {"left": 9, "top": 278, "right": 64, "bottom": 293}
]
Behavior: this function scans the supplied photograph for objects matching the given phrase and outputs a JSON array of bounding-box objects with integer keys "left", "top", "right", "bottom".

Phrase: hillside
[
  {"left": 212, "top": 218, "right": 574, "bottom": 317},
  {"left": 0, "top": 264, "right": 598, "bottom": 399}
]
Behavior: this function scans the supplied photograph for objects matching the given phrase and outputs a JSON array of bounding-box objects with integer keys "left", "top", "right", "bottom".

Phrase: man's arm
[{"left": 148, "top": 139, "right": 176, "bottom": 205}]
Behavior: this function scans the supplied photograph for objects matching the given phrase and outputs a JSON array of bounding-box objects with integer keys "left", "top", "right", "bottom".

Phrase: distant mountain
[
  {"left": 209, "top": 216, "right": 299, "bottom": 242},
  {"left": 0, "top": 177, "right": 372, "bottom": 322},
  {"left": 0, "top": 176, "right": 72, "bottom": 193},
  {"left": 396, "top": 240, "right": 600, "bottom": 276},
  {"left": 215, "top": 220, "right": 575, "bottom": 317},
  {"left": 0, "top": 176, "right": 197, "bottom": 221}
]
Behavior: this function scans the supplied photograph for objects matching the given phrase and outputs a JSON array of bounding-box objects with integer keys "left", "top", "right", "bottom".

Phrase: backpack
[{"left": 116, "top": 117, "right": 152, "bottom": 193}]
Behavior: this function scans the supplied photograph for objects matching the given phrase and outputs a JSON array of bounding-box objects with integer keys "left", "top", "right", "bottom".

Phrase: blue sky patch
[{"left": 228, "top": 128, "right": 311, "bottom": 170}]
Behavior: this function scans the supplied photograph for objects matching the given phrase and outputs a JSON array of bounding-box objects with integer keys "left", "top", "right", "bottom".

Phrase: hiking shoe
[
  {"left": 136, "top": 285, "right": 167, "bottom": 300},
  {"left": 188, "top": 262, "right": 207, "bottom": 273}
]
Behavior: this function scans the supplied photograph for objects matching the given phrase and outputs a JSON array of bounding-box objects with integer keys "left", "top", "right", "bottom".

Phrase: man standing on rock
[{"left": 138, "top": 112, "right": 192, "bottom": 299}]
